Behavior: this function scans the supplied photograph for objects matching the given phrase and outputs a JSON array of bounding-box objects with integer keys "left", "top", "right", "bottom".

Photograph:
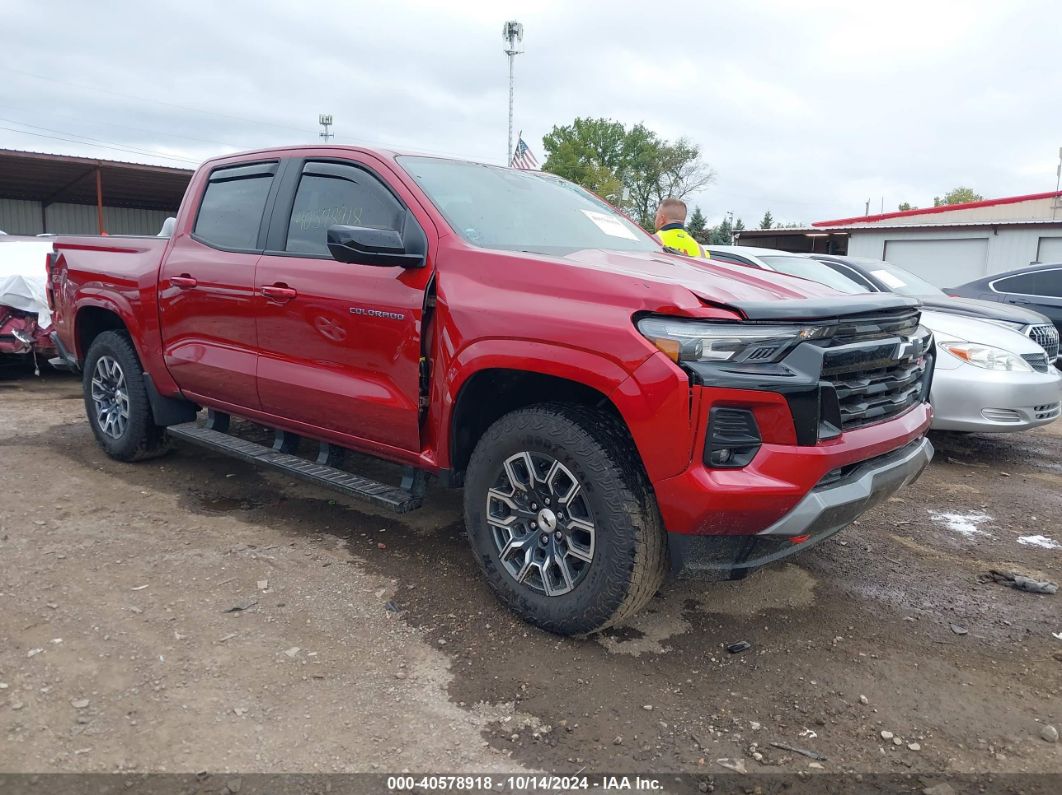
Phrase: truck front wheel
[
  {"left": 463, "top": 404, "right": 666, "bottom": 635},
  {"left": 83, "top": 331, "right": 167, "bottom": 461}
]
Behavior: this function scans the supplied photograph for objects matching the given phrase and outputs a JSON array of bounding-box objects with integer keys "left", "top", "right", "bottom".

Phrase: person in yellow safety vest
[{"left": 654, "top": 197, "right": 707, "bottom": 258}]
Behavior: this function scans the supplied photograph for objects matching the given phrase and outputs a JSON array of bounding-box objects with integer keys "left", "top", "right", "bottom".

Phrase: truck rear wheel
[
  {"left": 83, "top": 331, "right": 168, "bottom": 461},
  {"left": 463, "top": 404, "right": 666, "bottom": 635}
]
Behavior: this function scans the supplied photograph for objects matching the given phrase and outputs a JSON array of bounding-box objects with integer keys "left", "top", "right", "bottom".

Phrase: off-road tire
[
  {"left": 83, "top": 331, "right": 168, "bottom": 461},
  {"left": 464, "top": 404, "right": 667, "bottom": 635}
]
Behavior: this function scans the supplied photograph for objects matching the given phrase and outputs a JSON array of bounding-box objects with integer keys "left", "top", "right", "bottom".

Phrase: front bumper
[
  {"left": 654, "top": 398, "right": 932, "bottom": 537},
  {"left": 930, "top": 363, "right": 1062, "bottom": 432},
  {"left": 670, "top": 436, "right": 933, "bottom": 577},
  {"left": 626, "top": 306, "right": 934, "bottom": 575}
]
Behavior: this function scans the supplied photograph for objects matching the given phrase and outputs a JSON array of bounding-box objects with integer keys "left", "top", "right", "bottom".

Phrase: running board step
[{"left": 166, "top": 423, "right": 423, "bottom": 513}]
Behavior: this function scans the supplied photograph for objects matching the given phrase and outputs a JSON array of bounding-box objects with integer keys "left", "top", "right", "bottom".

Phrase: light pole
[
  {"left": 502, "top": 21, "right": 524, "bottom": 166},
  {"left": 318, "top": 114, "right": 334, "bottom": 142}
]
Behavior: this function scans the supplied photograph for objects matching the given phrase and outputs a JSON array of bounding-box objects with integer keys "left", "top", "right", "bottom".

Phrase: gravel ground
[{"left": 1, "top": 370, "right": 1060, "bottom": 780}]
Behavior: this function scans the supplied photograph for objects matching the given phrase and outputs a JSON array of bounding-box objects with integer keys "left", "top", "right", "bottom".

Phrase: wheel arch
[
  {"left": 74, "top": 302, "right": 136, "bottom": 363},
  {"left": 448, "top": 367, "right": 632, "bottom": 482}
]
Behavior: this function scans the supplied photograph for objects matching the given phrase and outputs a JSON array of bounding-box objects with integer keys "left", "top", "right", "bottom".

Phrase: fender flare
[
  {"left": 437, "top": 339, "right": 692, "bottom": 482},
  {"left": 447, "top": 338, "right": 634, "bottom": 402}
]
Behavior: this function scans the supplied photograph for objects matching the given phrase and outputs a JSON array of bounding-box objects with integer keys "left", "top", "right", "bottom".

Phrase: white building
[{"left": 811, "top": 190, "right": 1062, "bottom": 287}]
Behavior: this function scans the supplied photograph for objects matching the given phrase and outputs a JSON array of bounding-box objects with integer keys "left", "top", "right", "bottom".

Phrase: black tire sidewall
[
  {"left": 83, "top": 332, "right": 156, "bottom": 461},
  {"left": 464, "top": 408, "right": 646, "bottom": 635}
]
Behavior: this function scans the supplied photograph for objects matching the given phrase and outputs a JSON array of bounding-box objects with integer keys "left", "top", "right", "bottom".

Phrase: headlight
[
  {"left": 938, "top": 341, "right": 1033, "bottom": 372},
  {"left": 636, "top": 317, "right": 830, "bottom": 364}
]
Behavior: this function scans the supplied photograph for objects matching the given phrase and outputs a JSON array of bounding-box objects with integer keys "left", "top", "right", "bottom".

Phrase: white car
[{"left": 705, "top": 245, "right": 1061, "bottom": 433}]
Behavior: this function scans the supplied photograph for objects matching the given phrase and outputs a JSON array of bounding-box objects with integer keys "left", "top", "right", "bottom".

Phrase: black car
[
  {"left": 946, "top": 263, "right": 1062, "bottom": 347},
  {"left": 808, "top": 254, "right": 1060, "bottom": 363}
]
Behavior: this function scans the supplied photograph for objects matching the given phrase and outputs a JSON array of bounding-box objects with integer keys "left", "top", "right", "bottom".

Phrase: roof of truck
[{"left": 202, "top": 144, "right": 509, "bottom": 169}]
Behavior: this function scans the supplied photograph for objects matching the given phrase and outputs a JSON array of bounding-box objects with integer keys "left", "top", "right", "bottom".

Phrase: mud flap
[{"left": 143, "top": 373, "right": 198, "bottom": 426}]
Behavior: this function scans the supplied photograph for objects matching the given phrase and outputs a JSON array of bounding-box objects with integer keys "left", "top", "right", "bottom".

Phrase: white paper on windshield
[
  {"left": 871, "top": 269, "right": 906, "bottom": 289},
  {"left": 580, "top": 209, "right": 639, "bottom": 241}
]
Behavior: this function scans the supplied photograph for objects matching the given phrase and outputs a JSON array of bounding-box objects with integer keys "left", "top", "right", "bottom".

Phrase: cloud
[{"left": 2, "top": 0, "right": 1061, "bottom": 225}]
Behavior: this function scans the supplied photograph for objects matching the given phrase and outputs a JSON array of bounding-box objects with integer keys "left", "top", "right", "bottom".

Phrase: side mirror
[{"left": 327, "top": 212, "right": 427, "bottom": 268}]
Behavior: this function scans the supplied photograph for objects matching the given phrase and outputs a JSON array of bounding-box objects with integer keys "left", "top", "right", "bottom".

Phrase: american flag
[{"left": 511, "top": 134, "right": 539, "bottom": 170}]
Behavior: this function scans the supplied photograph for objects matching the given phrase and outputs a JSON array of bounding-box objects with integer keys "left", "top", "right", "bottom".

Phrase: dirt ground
[{"left": 1, "top": 370, "right": 1060, "bottom": 782}]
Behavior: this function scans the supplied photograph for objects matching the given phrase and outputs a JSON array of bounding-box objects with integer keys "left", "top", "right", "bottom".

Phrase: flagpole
[{"left": 507, "top": 57, "right": 515, "bottom": 166}]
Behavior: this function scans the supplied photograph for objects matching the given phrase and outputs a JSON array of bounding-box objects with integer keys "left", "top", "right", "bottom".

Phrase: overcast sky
[{"left": 3, "top": 0, "right": 1061, "bottom": 225}]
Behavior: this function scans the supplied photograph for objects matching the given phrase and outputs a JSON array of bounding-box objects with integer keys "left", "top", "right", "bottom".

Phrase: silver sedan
[{"left": 922, "top": 309, "right": 1061, "bottom": 432}]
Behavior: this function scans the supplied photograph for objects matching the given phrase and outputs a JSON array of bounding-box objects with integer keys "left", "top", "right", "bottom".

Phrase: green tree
[
  {"left": 933, "top": 187, "right": 983, "bottom": 207},
  {"left": 542, "top": 117, "right": 715, "bottom": 230},
  {"left": 898, "top": 201, "right": 916, "bottom": 211},
  {"left": 709, "top": 216, "right": 732, "bottom": 245},
  {"left": 759, "top": 210, "right": 774, "bottom": 230},
  {"left": 687, "top": 206, "right": 709, "bottom": 243},
  {"left": 733, "top": 217, "right": 745, "bottom": 234}
]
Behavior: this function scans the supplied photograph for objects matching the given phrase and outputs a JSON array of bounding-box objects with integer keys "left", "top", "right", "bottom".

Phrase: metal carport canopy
[{"left": 0, "top": 148, "right": 193, "bottom": 211}]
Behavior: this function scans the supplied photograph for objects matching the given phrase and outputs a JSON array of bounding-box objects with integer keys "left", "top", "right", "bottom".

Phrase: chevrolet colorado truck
[{"left": 48, "top": 146, "right": 934, "bottom": 634}]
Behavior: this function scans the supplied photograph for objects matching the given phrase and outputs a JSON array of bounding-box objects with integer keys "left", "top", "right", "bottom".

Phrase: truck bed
[
  {"left": 52, "top": 235, "right": 170, "bottom": 283},
  {"left": 50, "top": 235, "right": 173, "bottom": 369}
]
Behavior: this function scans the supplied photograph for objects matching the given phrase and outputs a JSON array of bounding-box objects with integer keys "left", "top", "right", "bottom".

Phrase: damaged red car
[{"left": 0, "top": 236, "right": 57, "bottom": 371}]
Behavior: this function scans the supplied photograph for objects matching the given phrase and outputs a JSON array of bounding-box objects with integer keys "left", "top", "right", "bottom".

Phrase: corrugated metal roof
[
  {"left": 813, "top": 190, "right": 1062, "bottom": 228},
  {"left": 0, "top": 148, "right": 192, "bottom": 210},
  {"left": 819, "top": 219, "right": 1062, "bottom": 231}
]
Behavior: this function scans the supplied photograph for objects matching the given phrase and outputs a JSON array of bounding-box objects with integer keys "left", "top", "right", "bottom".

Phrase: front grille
[
  {"left": 827, "top": 357, "right": 928, "bottom": 430},
  {"left": 820, "top": 310, "right": 930, "bottom": 431},
  {"left": 1022, "top": 352, "right": 1050, "bottom": 373},
  {"left": 831, "top": 312, "right": 921, "bottom": 346},
  {"left": 1027, "top": 324, "right": 1059, "bottom": 360}
]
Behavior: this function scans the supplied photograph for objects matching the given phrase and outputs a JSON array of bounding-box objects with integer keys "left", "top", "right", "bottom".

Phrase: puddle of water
[{"left": 928, "top": 510, "right": 992, "bottom": 537}]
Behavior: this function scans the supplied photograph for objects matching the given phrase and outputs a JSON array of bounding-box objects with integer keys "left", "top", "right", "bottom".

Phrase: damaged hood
[{"left": 563, "top": 248, "right": 918, "bottom": 320}]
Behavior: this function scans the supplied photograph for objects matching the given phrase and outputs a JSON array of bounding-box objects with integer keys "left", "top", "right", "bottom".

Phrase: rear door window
[
  {"left": 193, "top": 163, "right": 277, "bottom": 250},
  {"left": 285, "top": 162, "right": 405, "bottom": 256},
  {"left": 993, "top": 269, "right": 1062, "bottom": 298}
]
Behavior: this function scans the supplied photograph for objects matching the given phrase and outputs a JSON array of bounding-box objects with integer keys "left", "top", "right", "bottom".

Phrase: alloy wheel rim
[
  {"left": 90, "top": 355, "right": 130, "bottom": 439},
  {"left": 487, "top": 451, "right": 596, "bottom": 596}
]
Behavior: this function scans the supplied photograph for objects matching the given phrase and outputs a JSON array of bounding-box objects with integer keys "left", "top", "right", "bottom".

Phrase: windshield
[
  {"left": 863, "top": 261, "right": 946, "bottom": 297},
  {"left": 398, "top": 156, "right": 658, "bottom": 256},
  {"left": 759, "top": 255, "right": 868, "bottom": 295}
]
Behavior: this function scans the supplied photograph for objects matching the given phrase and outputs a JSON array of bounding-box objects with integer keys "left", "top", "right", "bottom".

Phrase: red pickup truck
[{"left": 48, "top": 145, "right": 934, "bottom": 634}]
